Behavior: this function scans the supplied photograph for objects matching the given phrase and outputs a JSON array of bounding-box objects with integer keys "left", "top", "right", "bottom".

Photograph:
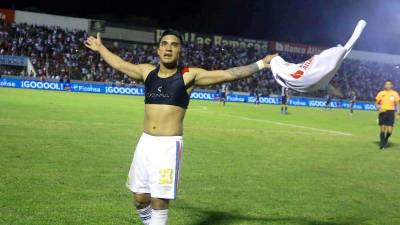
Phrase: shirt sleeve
[{"left": 375, "top": 92, "right": 382, "bottom": 103}]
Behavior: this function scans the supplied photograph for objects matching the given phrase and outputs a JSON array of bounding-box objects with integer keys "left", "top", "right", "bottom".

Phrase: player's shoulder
[
  {"left": 376, "top": 90, "right": 384, "bottom": 95},
  {"left": 393, "top": 90, "right": 400, "bottom": 99},
  {"left": 179, "top": 66, "right": 190, "bottom": 75},
  {"left": 140, "top": 64, "right": 157, "bottom": 75},
  {"left": 138, "top": 64, "right": 157, "bottom": 81},
  {"left": 178, "top": 67, "right": 199, "bottom": 82},
  {"left": 140, "top": 63, "right": 156, "bottom": 70},
  {"left": 186, "top": 67, "right": 202, "bottom": 73},
  {"left": 183, "top": 67, "right": 206, "bottom": 78}
]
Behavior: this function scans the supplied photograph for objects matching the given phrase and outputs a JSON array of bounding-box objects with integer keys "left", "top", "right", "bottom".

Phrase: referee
[
  {"left": 375, "top": 80, "right": 400, "bottom": 150},
  {"left": 280, "top": 87, "right": 289, "bottom": 114}
]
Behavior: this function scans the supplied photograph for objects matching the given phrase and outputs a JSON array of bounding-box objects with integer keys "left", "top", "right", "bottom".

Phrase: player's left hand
[{"left": 262, "top": 53, "right": 279, "bottom": 65}]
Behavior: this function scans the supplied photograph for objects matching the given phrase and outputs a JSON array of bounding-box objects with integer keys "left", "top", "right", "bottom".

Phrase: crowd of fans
[{"left": 1, "top": 19, "right": 399, "bottom": 101}]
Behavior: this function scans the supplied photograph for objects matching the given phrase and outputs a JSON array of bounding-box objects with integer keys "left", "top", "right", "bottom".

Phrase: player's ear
[
  {"left": 157, "top": 46, "right": 161, "bottom": 57},
  {"left": 177, "top": 47, "right": 182, "bottom": 63}
]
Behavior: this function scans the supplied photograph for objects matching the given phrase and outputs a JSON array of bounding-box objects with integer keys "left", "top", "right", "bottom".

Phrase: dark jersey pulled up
[{"left": 144, "top": 66, "right": 190, "bottom": 109}]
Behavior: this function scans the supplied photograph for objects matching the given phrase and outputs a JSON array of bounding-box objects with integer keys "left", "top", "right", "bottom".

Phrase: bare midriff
[{"left": 143, "top": 104, "right": 186, "bottom": 136}]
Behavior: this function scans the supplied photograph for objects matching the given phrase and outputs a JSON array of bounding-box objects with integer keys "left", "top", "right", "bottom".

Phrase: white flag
[
  {"left": 270, "top": 20, "right": 367, "bottom": 92},
  {"left": 26, "top": 58, "right": 37, "bottom": 77}
]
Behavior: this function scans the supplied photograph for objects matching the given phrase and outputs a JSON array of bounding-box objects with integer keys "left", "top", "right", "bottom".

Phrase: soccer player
[
  {"left": 84, "top": 30, "right": 277, "bottom": 225},
  {"left": 220, "top": 83, "right": 228, "bottom": 106},
  {"left": 375, "top": 80, "right": 400, "bottom": 150},
  {"left": 254, "top": 89, "right": 260, "bottom": 105},
  {"left": 349, "top": 91, "right": 356, "bottom": 115},
  {"left": 280, "top": 87, "right": 289, "bottom": 114},
  {"left": 325, "top": 94, "right": 332, "bottom": 109}
]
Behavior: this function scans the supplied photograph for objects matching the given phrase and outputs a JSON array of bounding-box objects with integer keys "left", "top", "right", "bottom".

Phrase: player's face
[
  {"left": 157, "top": 35, "right": 181, "bottom": 67},
  {"left": 384, "top": 81, "right": 393, "bottom": 90}
]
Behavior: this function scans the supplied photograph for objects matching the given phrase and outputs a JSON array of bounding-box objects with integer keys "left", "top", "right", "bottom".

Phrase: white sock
[
  {"left": 149, "top": 209, "right": 168, "bottom": 225},
  {"left": 136, "top": 205, "right": 152, "bottom": 225}
]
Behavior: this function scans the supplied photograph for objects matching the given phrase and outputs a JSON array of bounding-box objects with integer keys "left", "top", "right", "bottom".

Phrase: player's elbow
[
  {"left": 213, "top": 76, "right": 231, "bottom": 85},
  {"left": 115, "top": 60, "right": 127, "bottom": 71},
  {"left": 221, "top": 71, "right": 235, "bottom": 82}
]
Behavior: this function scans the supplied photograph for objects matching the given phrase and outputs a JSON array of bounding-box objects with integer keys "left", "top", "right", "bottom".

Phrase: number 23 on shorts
[{"left": 159, "top": 168, "right": 174, "bottom": 185}]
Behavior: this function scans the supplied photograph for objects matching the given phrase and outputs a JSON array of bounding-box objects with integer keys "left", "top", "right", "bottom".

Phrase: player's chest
[
  {"left": 381, "top": 94, "right": 396, "bottom": 102},
  {"left": 145, "top": 75, "right": 191, "bottom": 99}
]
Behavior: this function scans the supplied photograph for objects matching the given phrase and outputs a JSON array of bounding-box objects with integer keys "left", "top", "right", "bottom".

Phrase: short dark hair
[
  {"left": 385, "top": 80, "right": 394, "bottom": 84},
  {"left": 159, "top": 29, "right": 184, "bottom": 45}
]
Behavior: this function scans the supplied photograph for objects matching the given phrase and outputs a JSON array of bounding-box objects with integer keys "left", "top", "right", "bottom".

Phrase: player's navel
[{"left": 152, "top": 126, "right": 157, "bottom": 130}]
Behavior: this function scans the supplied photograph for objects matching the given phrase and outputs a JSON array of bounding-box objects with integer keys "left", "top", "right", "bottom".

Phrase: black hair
[
  {"left": 385, "top": 80, "right": 394, "bottom": 85},
  {"left": 159, "top": 29, "right": 184, "bottom": 46}
]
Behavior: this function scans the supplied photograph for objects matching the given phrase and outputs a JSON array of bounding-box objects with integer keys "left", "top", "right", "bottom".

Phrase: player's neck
[{"left": 159, "top": 63, "right": 178, "bottom": 77}]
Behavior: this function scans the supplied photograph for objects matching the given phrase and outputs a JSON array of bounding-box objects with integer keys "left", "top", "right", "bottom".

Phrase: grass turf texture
[{"left": 1, "top": 88, "right": 400, "bottom": 225}]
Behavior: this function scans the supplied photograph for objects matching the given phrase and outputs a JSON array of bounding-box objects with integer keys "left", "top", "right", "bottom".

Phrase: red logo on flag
[
  {"left": 290, "top": 70, "right": 304, "bottom": 79},
  {"left": 290, "top": 57, "right": 314, "bottom": 79}
]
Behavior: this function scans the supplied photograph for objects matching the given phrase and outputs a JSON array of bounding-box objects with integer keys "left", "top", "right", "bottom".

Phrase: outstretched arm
[
  {"left": 375, "top": 94, "right": 381, "bottom": 111},
  {"left": 84, "top": 33, "right": 154, "bottom": 81},
  {"left": 192, "top": 54, "right": 277, "bottom": 86}
]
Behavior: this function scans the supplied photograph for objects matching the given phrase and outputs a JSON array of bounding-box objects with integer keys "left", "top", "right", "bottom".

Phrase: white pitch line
[
  {"left": 187, "top": 106, "right": 208, "bottom": 111},
  {"left": 1, "top": 112, "right": 353, "bottom": 136},
  {"left": 228, "top": 115, "right": 353, "bottom": 136}
]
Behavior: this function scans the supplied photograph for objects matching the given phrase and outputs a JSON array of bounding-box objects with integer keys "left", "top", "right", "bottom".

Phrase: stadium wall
[
  {"left": 269, "top": 40, "right": 400, "bottom": 65},
  {"left": 0, "top": 77, "right": 376, "bottom": 111},
  {"left": 102, "top": 26, "right": 154, "bottom": 44},
  {"left": 346, "top": 50, "right": 400, "bottom": 65},
  {"left": 155, "top": 29, "right": 268, "bottom": 50},
  {"left": 14, "top": 10, "right": 90, "bottom": 31}
]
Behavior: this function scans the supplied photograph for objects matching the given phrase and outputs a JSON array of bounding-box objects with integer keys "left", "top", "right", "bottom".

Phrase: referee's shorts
[
  {"left": 379, "top": 110, "right": 395, "bottom": 126},
  {"left": 220, "top": 92, "right": 226, "bottom": 99},
  {"left": 281, "top": 96, "right": 288, "bottom": 105}
]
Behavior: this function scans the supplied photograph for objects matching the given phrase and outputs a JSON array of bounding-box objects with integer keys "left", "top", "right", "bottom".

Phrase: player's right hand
[{"left": 84, "top": 32, "right": 103, "bottom": 52}]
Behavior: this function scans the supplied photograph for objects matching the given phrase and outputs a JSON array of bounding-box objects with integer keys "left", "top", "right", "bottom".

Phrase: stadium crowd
[{"left": 1, "top": 19, "right": 399, "bottom": 101}]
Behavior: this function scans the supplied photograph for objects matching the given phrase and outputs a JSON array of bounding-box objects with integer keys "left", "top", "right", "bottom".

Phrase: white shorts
[{"left": 126, "top": 133, "right": 183, "bottom": 199}]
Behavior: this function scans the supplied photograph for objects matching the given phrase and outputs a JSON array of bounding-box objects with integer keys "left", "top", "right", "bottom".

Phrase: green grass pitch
[{"left": 1, "top": 88, "right": 400, "bottom": 225}]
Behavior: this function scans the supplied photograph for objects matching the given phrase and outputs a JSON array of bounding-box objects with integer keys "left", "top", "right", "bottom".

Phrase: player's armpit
[{"left": 117, "top": 62, "right": 155, "bottom": 81}]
